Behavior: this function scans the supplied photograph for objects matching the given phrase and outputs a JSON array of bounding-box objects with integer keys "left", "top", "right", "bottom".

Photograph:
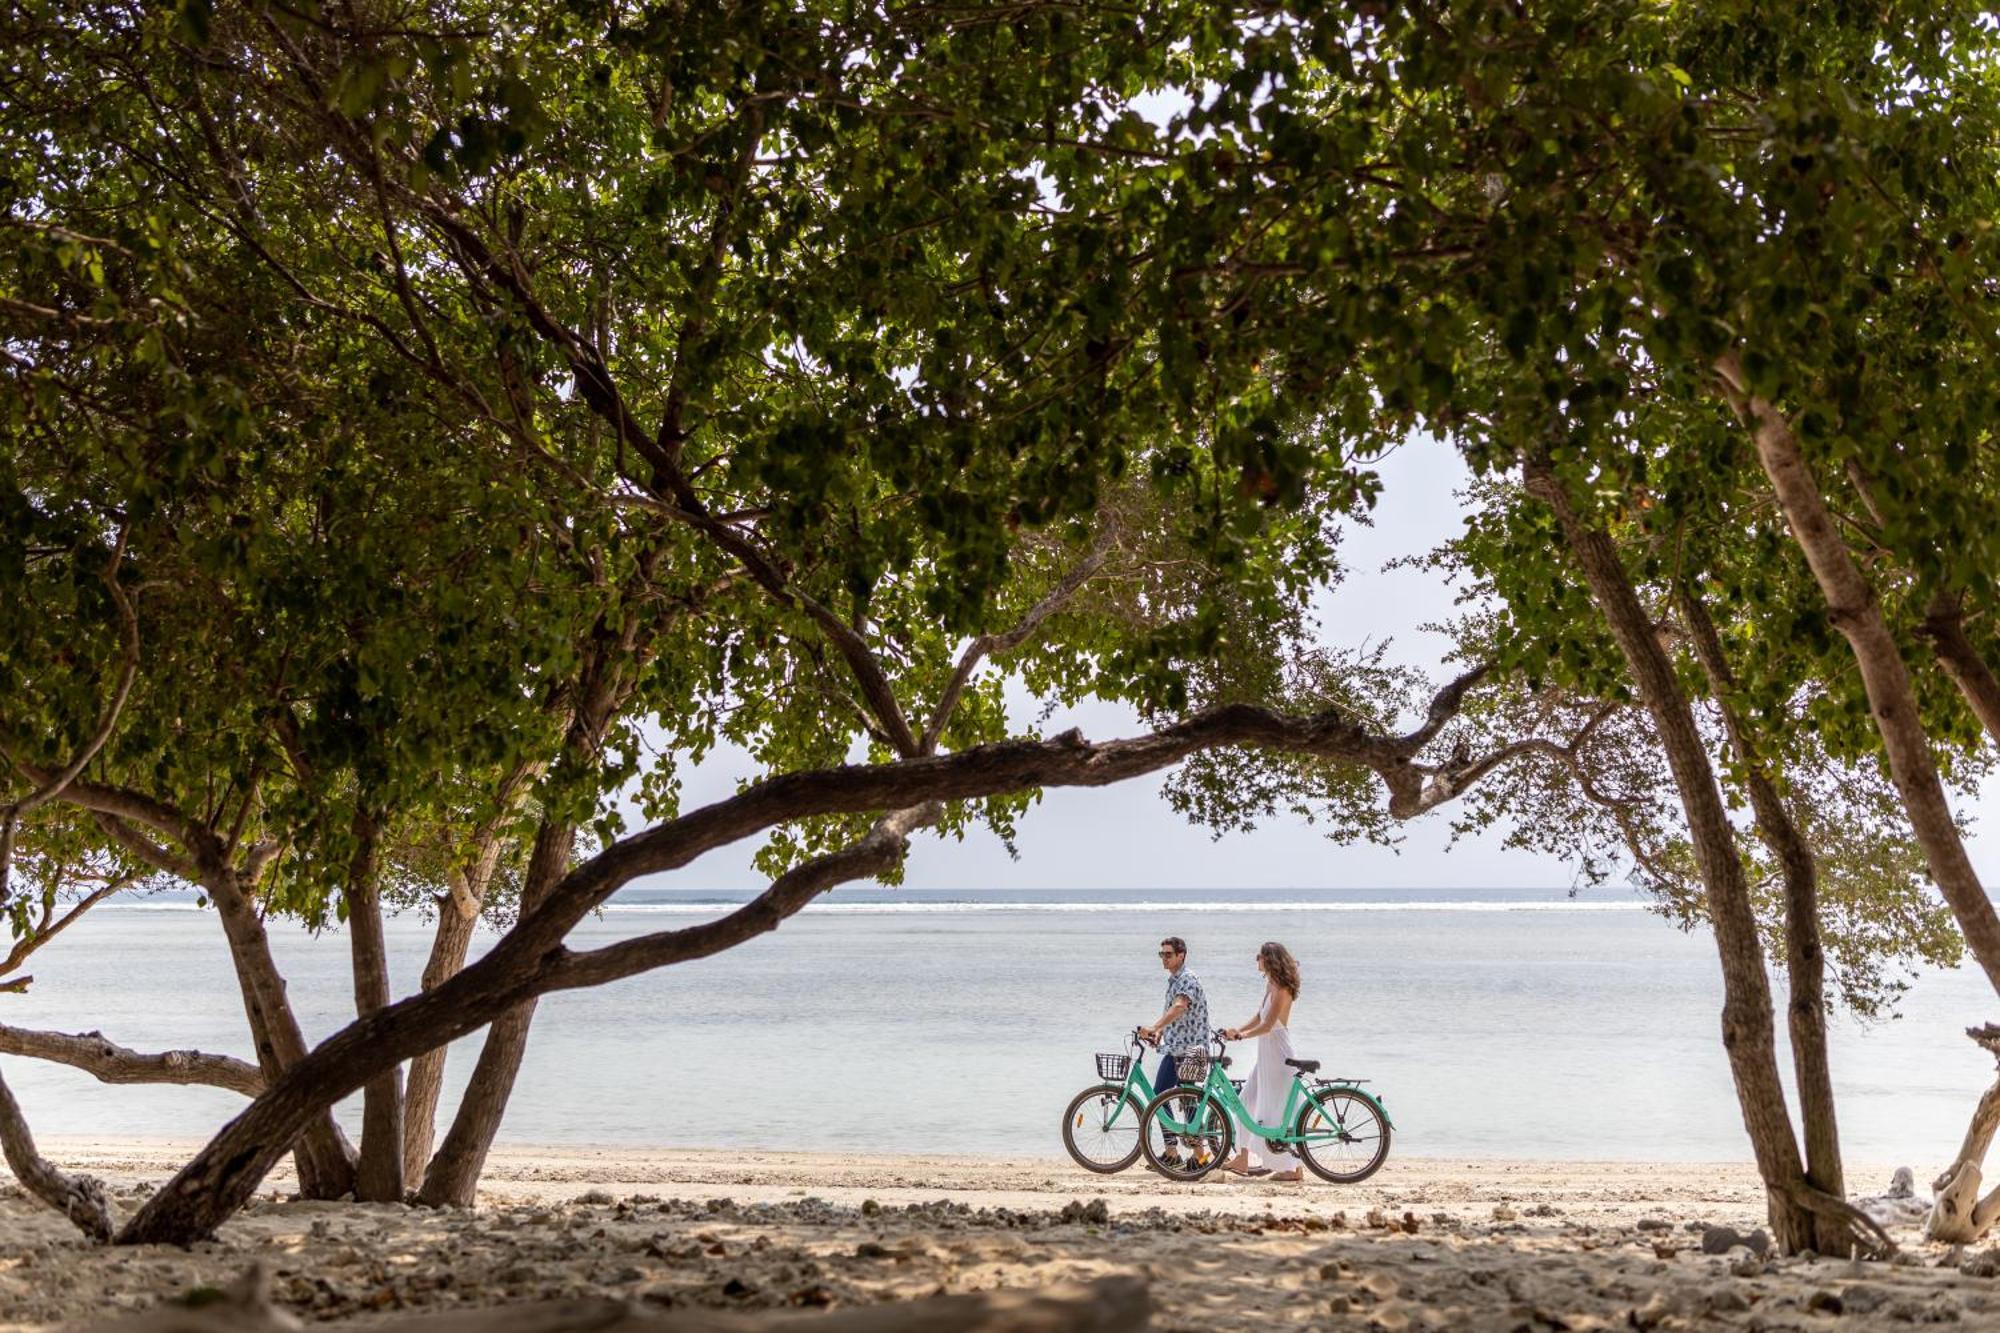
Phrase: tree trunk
[
  {"left": 1529, "top": 462, "right": 1822, "bottom": 1252},
  {"left": 206, "top": 871, "right": 357, "bottom": 1200},
  {"left": 1724, "top": 354, "right": 2000, "bottom": 989},
  {"left": 0, "top": 1063, "right": 114, "bottom": 1242},
  {"left": 345, "top": 812, "right": 405, "bottom": 1202},
  {"left": 1680, "top": 585, "right": 1849, "bottom": 1254},
  {"left": 403, "top": 881, "right": 483, "bottom": 1185},
  {"left": 418, "top": 646, "right": 634, "bottom": 1208},
  {"left": 418, "top": 818, "right": 572, "bottom": 1207},
  {"left": 404, "top": 766, "right": 532, "bottom": 1184}
]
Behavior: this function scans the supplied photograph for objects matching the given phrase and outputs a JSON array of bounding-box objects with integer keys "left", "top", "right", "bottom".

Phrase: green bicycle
[
  {"left": 1138, "top": 1029, "right": 1393, "bottom": 1183},
  {"left": 1061, "top": 1028, "right": 1159, "bottom": 1172}
]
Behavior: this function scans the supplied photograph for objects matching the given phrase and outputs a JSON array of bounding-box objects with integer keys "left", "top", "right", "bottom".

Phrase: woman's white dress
[{"left": 1239, "top": 984, "right": 1297, "bottom": 1173}]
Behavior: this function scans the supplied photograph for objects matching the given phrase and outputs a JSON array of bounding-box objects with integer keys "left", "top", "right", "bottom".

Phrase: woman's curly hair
[{"left": 1260, "top": 941, "right": 1301, "bottom": 998}]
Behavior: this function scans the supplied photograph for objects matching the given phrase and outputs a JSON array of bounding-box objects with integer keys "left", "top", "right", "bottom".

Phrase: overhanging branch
[{"left": 552, "top": 803, "right": 942, "bottom": 991}]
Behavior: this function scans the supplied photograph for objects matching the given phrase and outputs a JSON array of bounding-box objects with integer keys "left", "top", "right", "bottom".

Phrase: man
[{"left": 1139, "top": 936, "right": 1210, "bottom": 1165}]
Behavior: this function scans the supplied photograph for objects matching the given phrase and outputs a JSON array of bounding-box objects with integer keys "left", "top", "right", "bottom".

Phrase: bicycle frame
[
  {"left": 1082, "top": 1042, "right": 1160, "bottom": 1132},
  {"left": 1158, "top": 1065, "right": 1393, "bottom": 1144}
]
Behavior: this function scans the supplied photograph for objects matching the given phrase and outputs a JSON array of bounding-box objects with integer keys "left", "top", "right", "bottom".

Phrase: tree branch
[
  {"left": 553, "top": 804, "right": 941, "bottom": 992},
  {"left": 86, "top": 812, "right": 200, "bottom": 883},
  {"left": 1920, "top": 590, "right": 2000, "bottom": 742},
  {"left": 0, "top": 875, "right": 131, "bottom": 985},
  {"left": 920, "top": 532, "right": 1116, "bottom": 754},
  {"left": 1395, "top": 662, "right": 1494, "bottom": 756},
  {"left": 1394, "top": 700, "right": 1621, "bottom": 820},
  {"left": 0, "top": 1024, "right": 263, "bottom": 1097},
  {"left": 13, "top": 776, "right": 206, "bottom": 856}
]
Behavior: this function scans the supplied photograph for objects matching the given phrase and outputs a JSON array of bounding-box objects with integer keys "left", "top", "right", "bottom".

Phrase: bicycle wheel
[
  {"left": 1139, "top": 1085, "right": 1233, "bottom": 1182},
  {"left": 1062, "top": 1084, "right": 1144, "bottom": 1173},
  {"left": 1293, "top": 1085, "right": 1391, "bottom": 1183}
]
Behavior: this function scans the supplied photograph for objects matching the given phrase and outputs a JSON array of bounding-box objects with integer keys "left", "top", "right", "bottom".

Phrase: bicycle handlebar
[{"left": 1129, "top": 1026, "right": 1158, "bottom": 1052}]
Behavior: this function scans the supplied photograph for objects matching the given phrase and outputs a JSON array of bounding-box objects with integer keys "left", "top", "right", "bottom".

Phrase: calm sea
[{"left": 6, "top": 886, "right": 1991, "bottom": 1165}]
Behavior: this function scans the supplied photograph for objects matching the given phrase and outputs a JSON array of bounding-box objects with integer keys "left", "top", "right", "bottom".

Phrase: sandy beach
[{"left": 2, "top": 1140, "right": 1988, "bottom": 1330}]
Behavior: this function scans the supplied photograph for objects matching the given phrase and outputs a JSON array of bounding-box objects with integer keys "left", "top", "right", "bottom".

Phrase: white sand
[{"left": 6, "top": 1140, "right": 1991, "bottom": 1330}]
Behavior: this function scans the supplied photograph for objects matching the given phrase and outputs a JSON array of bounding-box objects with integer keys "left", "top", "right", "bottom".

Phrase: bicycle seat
[{"left": 1285, "top": 1058, "right": 1321, "bottom": 1073}]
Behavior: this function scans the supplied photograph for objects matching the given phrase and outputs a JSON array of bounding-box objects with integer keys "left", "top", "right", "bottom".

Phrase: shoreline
[{"left": 41, "top": 1137, "right": 1853, "bottom": 1217}]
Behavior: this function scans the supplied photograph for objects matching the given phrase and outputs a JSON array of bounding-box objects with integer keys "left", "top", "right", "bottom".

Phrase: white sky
[{"left": 639, "top": 441, "right": 2000, "bottom": 892}]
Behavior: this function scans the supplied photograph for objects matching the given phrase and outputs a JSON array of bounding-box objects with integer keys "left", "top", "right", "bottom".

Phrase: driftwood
[
  {"left": 0, "top": 1065, "right": 114, "bottom": 1242},
  {"left": 88, "top": 1266, "right": 1149, "bottom": 1332},
  {"left": 1927, "top": 1024, "right": 2000, "bottom": 1243}
]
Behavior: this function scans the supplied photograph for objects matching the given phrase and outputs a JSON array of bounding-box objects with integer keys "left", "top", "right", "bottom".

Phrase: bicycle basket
[
  {"left": 1175, "top": 1054, "right": 1211, "bottom": 1085},
  {"left": 1095, "top": 1052, "right": 1131, "bottom": 1081}
]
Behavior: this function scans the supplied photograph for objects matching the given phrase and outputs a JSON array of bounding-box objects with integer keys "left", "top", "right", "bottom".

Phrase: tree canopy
[{"left": 5, "top": 0, "right": 2000, "bottom": 1255}]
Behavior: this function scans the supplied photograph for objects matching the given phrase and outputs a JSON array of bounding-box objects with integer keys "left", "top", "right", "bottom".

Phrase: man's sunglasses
[{"left": 1158, "top": 949, "right": 1181, "bottom": 958}]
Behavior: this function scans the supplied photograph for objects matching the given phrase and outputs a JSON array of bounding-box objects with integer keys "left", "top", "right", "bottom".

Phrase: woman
[{"left": 1219, "top": 941, "right": 1303, "bottom": 1181}]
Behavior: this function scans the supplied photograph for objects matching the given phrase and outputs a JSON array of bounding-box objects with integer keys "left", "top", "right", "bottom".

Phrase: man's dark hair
[{"left": 1161, "top": 937, "right": 1186, "bottom": 956}]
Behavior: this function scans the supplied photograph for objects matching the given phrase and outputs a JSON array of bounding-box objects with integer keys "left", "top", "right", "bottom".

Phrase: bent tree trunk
[
  {"left": 123, "top": 920, "right": 554, "bottom": 1242},
  {"left": 1530, "top": 463, "right": 1850, "bottom": 1256},
  {"left": 0, "top": 1064, "right": 113, "bottom": 1242},
  {"left": 207, "top": 872, "right": 357, "bottom": 1200},
  {"left": 1680, "top": 585, "right": 1849, "bottom": 1253},
  {"left": 1726, "top": 358, "right": 2000, "bottom": 1241},
  {"left": 417, "top": 817, "right": 573, "bottom": 1207},
  {"left": 345, "top": 813, "right": 405, "bottom": 1202},
  {"left": 113, "top": 698, "right": 1564, "bottom": 1243}
]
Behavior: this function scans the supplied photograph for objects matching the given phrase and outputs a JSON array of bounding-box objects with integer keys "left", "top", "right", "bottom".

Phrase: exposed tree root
[{"left": 1777, "top": 1179, "right": 1895, "bottom": 1257}]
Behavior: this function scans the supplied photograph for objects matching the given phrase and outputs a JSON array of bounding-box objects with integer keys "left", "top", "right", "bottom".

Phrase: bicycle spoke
[
  {"left": 1064, "top": 1087, "right": 1142, "bottom": 1172},
  {"left": 1141, "top": 1084, "right": 1231, "bottom": 1181},
  {"left": 1294, "top": 1089, "right": 1391, "bottom": 1183}
]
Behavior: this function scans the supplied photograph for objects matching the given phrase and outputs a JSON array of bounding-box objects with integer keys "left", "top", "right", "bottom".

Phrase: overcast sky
[{"left": 636, "top": 441, "right": 2000, "bottom": 893}]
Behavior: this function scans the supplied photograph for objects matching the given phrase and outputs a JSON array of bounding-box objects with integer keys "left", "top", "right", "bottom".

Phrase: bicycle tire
[
  {"left": 1293, "top": 1085, "right": 1391, "bottom": 1183},
  {"left": 1062, "top": 1083, "right": 1144, "bottom": 1173},
  {"left": 1138, "top": 1084, "right": 1234, "bottom": 1182}
]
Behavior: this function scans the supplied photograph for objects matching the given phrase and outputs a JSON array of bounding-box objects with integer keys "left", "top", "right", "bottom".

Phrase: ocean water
[{"left": 4, "top": 886, "right": 1993, "bottom": 1166}]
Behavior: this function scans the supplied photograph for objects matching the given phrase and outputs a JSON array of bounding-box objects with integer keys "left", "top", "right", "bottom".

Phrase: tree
[{"left": 1040, "top": 0, "right": 2000, "bottom": 1253}]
